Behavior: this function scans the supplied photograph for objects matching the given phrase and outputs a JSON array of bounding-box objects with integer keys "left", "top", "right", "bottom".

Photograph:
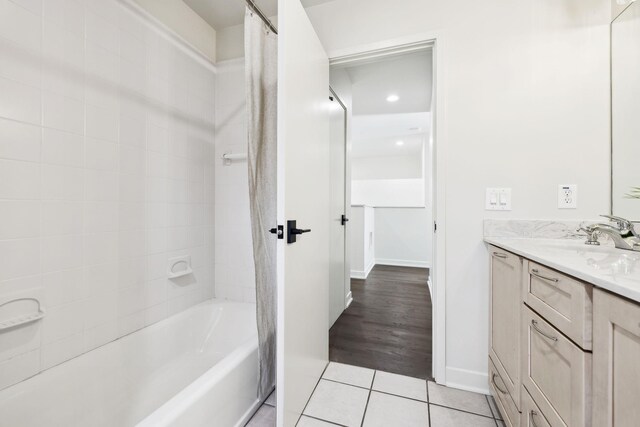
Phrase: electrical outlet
[{"left": 558, "top": 184, "right": 577, "bottom": 209}]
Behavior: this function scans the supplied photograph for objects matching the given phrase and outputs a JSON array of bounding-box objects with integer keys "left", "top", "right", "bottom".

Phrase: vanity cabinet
[
  {"left": 489, "top": 246, "right": 523, "bottom": 417},
  {"left": 489, "top": 243, "right": 640, "bottom": 426},
  {"left": 487, "top": 236, "right": 640, "bottom": 426},
  {"left": 592, "top": 288, "right": 640, "bottom": 427}
]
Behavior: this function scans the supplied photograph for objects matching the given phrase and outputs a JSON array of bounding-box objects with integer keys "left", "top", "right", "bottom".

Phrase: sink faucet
[{"left": 578, "top": 215, "right": 640, "bottom": 251}]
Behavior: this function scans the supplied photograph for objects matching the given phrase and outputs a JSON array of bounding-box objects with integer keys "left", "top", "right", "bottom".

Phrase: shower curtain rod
[{"left": 245, "top": 0, "right": 278, "bottom": 34}]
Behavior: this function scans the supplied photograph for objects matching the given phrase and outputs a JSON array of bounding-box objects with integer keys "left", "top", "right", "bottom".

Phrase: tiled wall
[
  {"left": 214, "top": 59, "right": 256, "bottom": 303},
  {"left": 0, "top": 0, "right": 216, "bottom": 389}
]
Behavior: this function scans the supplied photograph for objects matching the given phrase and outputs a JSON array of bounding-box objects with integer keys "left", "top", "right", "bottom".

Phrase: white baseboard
[
  {"left": 365, "top": 260, "right": 375, "bottom": 277},
  {"left": 350, "top": 270, "right": 367, "bottom": 279},
  {"left": 375, "top": 258, "right": 431, "bottom": 269},
  {"left": 351, "top": 259, "right": 429, "bottom": 279},
  {"left": 444, "top": 367, "right": 489, "bottom": 395},
  {"left": 427, "top": 278, "right": 433, "bottom": 297},
  {"left": 345, "top": 291, "right": 353, "bottom": 308}
]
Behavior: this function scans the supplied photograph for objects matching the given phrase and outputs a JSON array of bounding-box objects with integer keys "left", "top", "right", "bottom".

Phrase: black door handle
[
  {"left": 287, "top": 220, "right": 311, "bottom": 244},
  {"left": 291, "top": 228, "right": 311, "bottom": 235},
  {"left": 341, "top": 214, "right": 349, "bottom": 226}
]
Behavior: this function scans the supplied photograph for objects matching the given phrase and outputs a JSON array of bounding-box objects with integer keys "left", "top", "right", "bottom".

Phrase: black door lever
[
  {"left": 287, "top": 220, "right": 311, "bottom": 244},
  {"left": 341, "top": 214, "right": 349, "bottom": 226}
]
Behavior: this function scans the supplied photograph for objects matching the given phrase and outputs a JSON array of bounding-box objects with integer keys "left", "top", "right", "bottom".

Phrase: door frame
[{"left": 328, "top": 32, "right": 447, "bottom": 384}]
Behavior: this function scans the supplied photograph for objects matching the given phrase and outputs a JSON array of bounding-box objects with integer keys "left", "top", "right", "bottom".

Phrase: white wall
[
  {"left": 214, "top": 58, "right": 256, "bottom": 303},
  {"left": 352, "top": 154, "right": 422, "bottom": 180},
  {"left": 132, "top": 0, "right": 217, "bottom": 62},
  {"left": 217, "top": 23, "right": 244, "bottom": 62},
  {"left": 0, "top": 0, "right": 216, "bottom": 390},
  {"left": 375, "top": 208, "right": 431, "bottom": 268},
  {"left": 352, "top": 179, "right": 425, "bottom": 207},
  {"left": 307, "top": 0, "right": 610, "bottom": 391},
  {"left": 350, "top": 206, "right": 375, "bottom": 278}
]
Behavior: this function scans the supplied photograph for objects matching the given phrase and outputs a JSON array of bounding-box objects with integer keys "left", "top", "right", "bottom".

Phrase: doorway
[{"left": 327, "top": 47, "right": 435, "bottom": 380}]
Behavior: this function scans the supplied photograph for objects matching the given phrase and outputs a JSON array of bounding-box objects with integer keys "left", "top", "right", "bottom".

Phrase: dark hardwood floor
[{"left": 329, "top": 265, "right": 432, "bottom": 380}]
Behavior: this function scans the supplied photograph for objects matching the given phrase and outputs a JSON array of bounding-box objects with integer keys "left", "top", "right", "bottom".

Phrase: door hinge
[
  {"left": 269, "top": 225, "right": 284, "bottom": 239},
  {"left": 434, "top": 222, "right": 437, "bottom": 232}
]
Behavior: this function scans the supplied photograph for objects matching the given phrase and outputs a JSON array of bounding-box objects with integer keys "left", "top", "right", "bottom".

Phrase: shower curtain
[{"left": 245, "top": 7, "right": 278, "bottom": 400}]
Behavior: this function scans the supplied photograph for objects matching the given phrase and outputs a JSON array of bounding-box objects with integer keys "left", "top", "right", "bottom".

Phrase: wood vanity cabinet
[
  {"left": 592, "top": 288, "right": 640, "bottom": 427},
  {"left": 489, "top": 244, "right": 640, "bottom": 426},
  {"left": 489, "top": 245, "right": 523, "bottom": 423}
]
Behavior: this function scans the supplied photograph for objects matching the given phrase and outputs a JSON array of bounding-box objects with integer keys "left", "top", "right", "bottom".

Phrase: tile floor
[{"left": 246, "top": 362, "right": 505, "bottom": 426}]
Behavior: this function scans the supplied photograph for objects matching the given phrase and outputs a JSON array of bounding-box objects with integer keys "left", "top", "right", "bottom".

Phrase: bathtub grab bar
[{"left": 0, "top": 297, "right": 45, "bottom": 331}]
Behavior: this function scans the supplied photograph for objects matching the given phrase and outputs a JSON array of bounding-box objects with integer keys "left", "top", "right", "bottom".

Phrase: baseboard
[
  {"left": 365, "top": 260, "right": 375, "bottom": 277},
  {"left": 444, "top": 367, "right": 489, "bottom": 395},
  {"left": 350, "top": 270, "right": 367, "bottom": 279},
  {"left": 375, "top": 258, "right": 431, "bottom": 269},
  {"left": 427, "top": 278, "right": 433, "bottom": 297},
  {"left": 351, "top": 259, "right": 429, "bottom": 278},
  {"left": 345, "top": 291, "right": 353, "bottom": 308}
]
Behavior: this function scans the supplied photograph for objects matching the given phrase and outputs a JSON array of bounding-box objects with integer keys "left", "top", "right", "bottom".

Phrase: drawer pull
[
  {"left": 531, "top": 319, "right": 558, "bottom": 342},
  {"left": 491, "top": 373, "right": 508, "bottom": 394},
  {"left": 492, "top": 252, "right": 508, "bottom": 259},
  {"left": 530, "top": 410, "right": 540, "bottom": 427},
  {"left": 531, "top": 269, "right": 559, "bottom": 283}
]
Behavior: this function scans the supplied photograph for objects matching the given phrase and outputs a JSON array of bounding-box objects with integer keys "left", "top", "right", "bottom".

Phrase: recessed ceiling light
[
  {"left": 386, "top": 94, "right": 399, "bottom": 103},
  {"left": 395, "top": 140, "right": 404, "bottom": 146}
]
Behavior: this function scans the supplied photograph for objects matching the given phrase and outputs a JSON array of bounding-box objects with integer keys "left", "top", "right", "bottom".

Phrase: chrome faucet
[{"left": 578, "top": 215, "right": 640, "bottom": 251}]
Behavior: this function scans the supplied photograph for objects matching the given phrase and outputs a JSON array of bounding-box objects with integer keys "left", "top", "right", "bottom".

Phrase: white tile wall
[
  {"left": 214, "top": 59, "right": 256, "bottom": 303},
  {"left": 0, "top": 0, "right": 216, "bottom": 390}
]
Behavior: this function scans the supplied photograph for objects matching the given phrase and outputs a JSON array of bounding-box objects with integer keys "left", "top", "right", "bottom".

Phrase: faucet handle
[
  {"left": 576, "top": 225, "right": 601, "bottom": 245},
  {"left": 600, "top": 214, "right": 633, "bottom": 230}
]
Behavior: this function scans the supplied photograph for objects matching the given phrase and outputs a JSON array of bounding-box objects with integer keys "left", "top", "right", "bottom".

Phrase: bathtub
[{"left": 0, "top": 299, "right": 260, "bottom": 427}]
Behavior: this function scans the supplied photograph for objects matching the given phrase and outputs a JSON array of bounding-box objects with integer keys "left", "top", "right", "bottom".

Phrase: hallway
[{"left": 329, "top": 265, "right": 432, "bottom": 379}]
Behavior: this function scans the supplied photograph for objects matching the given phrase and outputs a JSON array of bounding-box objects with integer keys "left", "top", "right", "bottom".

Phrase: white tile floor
[{"left": 246, "top": 362, "right": 505, "bottom": 427}]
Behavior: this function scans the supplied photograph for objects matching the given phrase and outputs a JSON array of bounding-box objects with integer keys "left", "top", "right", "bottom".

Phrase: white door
[
  {"left": 328, "top": 90, "right": 347, "bottom": 328},
  {"left": 276, "top": 1, "right": 330, "bottom": 426}
]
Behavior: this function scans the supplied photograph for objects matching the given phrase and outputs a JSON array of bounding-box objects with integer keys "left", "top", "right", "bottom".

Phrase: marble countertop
[{"left": 485, "top": 237, "right": 640, "bottom": 303}]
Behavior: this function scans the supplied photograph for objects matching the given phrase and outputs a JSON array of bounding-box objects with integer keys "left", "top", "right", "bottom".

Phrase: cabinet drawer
[
  {"left": 489, "top": 246, "right": 522, "bottom": 408},
  {"left": 521, "top": 386, "right": 552, "bottom": 427},
  {"left": 490, "top": 357, "right": 520, "bottom": 427},
  {"left": 522, "top": 306, "right": 591, "bottom": 427},
  {"left": 524, "top": 262, "right": 592, "bottom": 350}
]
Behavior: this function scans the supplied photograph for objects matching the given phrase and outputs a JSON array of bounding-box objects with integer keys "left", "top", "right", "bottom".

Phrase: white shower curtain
[{"left": 245, "top": 7, "right": 277, "bottom": 400}]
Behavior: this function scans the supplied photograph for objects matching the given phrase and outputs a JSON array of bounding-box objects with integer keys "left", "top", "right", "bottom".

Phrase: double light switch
[{"left": 486, "top": 188, "right": 512, "bottom": 211}]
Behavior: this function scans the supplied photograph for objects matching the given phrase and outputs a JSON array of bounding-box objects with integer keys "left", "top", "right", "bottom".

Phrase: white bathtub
[{"left": 0, "top": 299, "right": 260, "bottom": 427}]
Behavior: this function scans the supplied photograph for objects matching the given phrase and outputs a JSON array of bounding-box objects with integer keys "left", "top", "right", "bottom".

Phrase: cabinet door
[
  {"left": 522, "top": 306, "right": 590, "bottom": 427},
  {"left": 489, "top": 246, "right": 523, "bottom": 409},
  {"left": 593, "top": 289, "right": 640, "bottom": 427}
]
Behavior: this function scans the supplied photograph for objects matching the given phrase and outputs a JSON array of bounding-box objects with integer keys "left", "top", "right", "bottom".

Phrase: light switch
[{"left": 486, "top": 188, "right": 512, "bottom": 211}]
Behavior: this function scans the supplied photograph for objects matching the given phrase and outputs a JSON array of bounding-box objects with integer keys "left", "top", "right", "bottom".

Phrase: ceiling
[
  {"left": 183, "top": 0, "right": 335, "bottom": 30},
  {"left": 351, "top": 113, "right": 430, "bottom": 158},
  {"left": 344, "top": 50, "right": 432, "bottom": 116},
  {"left": 339, "top": 50, "right": 433, "bottom": 159}
]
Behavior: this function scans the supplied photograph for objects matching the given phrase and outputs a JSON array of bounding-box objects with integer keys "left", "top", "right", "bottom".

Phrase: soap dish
[
  {"left": 0, "top": 297, "right": 45, "bottom": 332},
  {"left": 168, "top": 255, "right": 193, "bottom": 279}
]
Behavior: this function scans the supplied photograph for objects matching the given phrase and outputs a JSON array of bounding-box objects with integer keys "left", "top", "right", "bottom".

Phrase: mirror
[{"left": 611, "top": 1, "right": 640, "bottom": 220}]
